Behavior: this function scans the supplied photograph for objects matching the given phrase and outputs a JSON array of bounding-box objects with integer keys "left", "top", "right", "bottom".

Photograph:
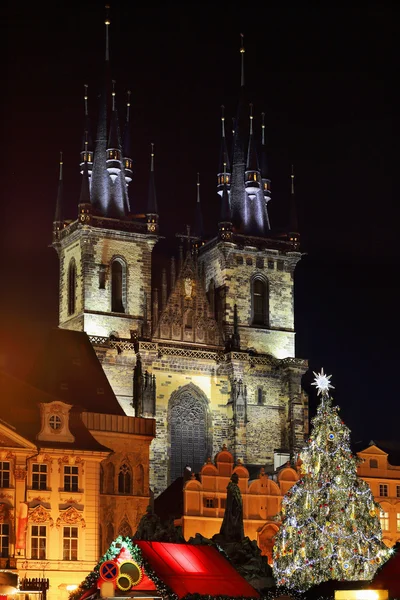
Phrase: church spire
[
  {"left": 240, "top": 33, "right": 245, "bottom": 88},
  {"left": 54, "top": 151, "right": 64, "bottom": 225},
  {"left": 80, "top": 85, "right": 93, "bottom": 178},
  {"left": 146, "top": 143, "right": 158, "bottom": 233},
  {"left": 218, "top": 160, "right": 232, "bottom": 241},
  {"left": 288, "top": 164, "right": 300, "bottom": 249},
  {"left": 122, "top": 90, "right": 133, "bottom": 184},
  {"left": 79, "top": 160, "right": 91, "bottom": 205},
  {"left": 245, "top": 103, "right": 261, "bottom": 198},
  {"left": 194, "top": 172, "right": 204, "bottom": 240},
  {"left": 260, "top": 112, "right": 271, "bottom": 205},
  {"left": 217, "top": 105, "right": 231, "bottom": 197}
]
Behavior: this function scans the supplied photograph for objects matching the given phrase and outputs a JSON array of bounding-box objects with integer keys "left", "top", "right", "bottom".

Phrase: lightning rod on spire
[
  {"left": 261, "top": 112, "right": 266, "bottom": 145},
  {"left": 112, "top": 80, "right": 116, "bottom": 111},
  {"left": 150, "top": 143, "right": 155, "bottom": 172},
  {"left": 105, "top": 4, "right": 110, "bottom": 62},
  {"left": 197, "top": 172, "right": 200, "bottom": 203},
  {"left": 291, "top": 164, "right": 295, "bottom": 195},
  {"left": 249, "top": 103, "right": 254, "bottom": 135},
  {"left": 84, "top": 84, "right": 89, "bottom": 116},
  {"left": 126, "top": 90, "right": 131, "bottom": 123},
  {"left": 221, "top": 105, "right": 226, "bottom": 138},
  {"left": 240, "top": 33, "right": 245, "bottom": 87},
  {"left": 59, "top": 151, "right": 63, "bottom": 180}
]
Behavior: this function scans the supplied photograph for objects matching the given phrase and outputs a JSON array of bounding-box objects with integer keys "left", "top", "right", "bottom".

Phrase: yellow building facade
[
  {"left": 0, "top": 369, "right": 155, "bottom": 600},
  {"left": 356, "top": 444, "right": 400, "bottom": 548}
]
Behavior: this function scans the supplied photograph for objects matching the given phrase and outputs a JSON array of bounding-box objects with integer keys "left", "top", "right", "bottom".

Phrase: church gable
[{"left": 155, "top": 254, "right": 222, "bottom": 346}]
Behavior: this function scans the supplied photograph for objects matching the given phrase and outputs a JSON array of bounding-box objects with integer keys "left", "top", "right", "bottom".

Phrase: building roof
[
  {"left": 354, "top": 439, "right": 400, "bottom": 466},
  {"left": 27, "top": 328, "right": 124, "bottom": 416},
  {"left": 135, "top": 541, "right": 259, "bottom": 598},
  {"left": 0, "top": 370, "right": 110, "bottom": 453}
]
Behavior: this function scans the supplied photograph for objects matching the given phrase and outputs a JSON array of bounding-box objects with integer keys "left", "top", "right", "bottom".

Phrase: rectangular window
[
  {"left": 0, "top": 523, "right": 9, "bottom": 558},
  {"left": 379, "top": 484, "right": 388, "bottom": 497},
  {"left": 31, "top": 525, "right": 46, "bottom": 559},
  {"left": 396, "top": 485, "right": 400, "bottom": 498},
  {"left": 277, "top": 260, "right": 284, "bottom": 271},
  {"left": 267, "top": 260, "right": 274, "bottom": 270},
  {"left": 236, "top": 256, "right": 243, "bottom": 265},
  {"left": 379, "top": 510, "right": 389, "bottom": 531},
  {"left": 63, "top": 526, "right": 78, "bottom": 561},
  {"left": 204, "top": 498, "right": 215, "bottom": 508},
  {"left": 32, "top": 464, "right": 47, "bottom": 490},
  {"left": 256, "top": 258, "right": 264, "bottom": 269},
  {"left": 0, "top": 462, "right": 10, "bottom": 489},
  {"left": 64, "top": 466, "right": 79, "bottom": 492},
  {"left": 397, "top": 513, "right": 400, "bottom": 533}
]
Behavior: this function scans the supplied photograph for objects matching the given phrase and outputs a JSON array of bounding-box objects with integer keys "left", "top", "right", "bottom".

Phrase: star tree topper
[{"left": 311, "top": 368, "right": 334, "bottom": 395}]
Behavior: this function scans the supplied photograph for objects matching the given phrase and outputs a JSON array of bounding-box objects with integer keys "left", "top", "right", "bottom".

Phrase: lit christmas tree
[{"left": 273, "top": 369, "right": 392, "bottom": 591}]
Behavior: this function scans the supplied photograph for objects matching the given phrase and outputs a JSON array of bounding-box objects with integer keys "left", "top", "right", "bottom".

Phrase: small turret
[
  {"left": 53, "top": 151, "right": 64, "bottom": 241},
  {"left": 122, "top": 90, "right": 133, "bottom": 184},
  {"left": 80, "top": 85, "right": 93, "bottom": 178},
  {"left": 106, "top": 80, "right": 123, "bottom": 183},
  {"left": 288, "top": 164, "right": 300, "bottom": 249},
  {"left": 245, "top": 104, "right": 261, "bottom": 198},
  {"left": 260, "top": 112, "right": 271, "bottom": 205},
  {"left": 218, "top": 162, "right": 233, "bottom": 241},
  {"left": 146, "top": 143, "right": 158, "bottom": 233},
  {"left": 217, "top": 106, "right": 231, "bottom": 197}
]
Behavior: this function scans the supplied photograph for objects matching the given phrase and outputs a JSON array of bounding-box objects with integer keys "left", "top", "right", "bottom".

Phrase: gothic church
[{"left": 52, "top": 18, "right": 309, "bottom": 497}]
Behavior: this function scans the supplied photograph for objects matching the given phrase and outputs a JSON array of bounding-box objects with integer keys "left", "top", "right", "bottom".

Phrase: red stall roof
[{"left": 136, "top": 541, "right": 259, "bottom": 599}]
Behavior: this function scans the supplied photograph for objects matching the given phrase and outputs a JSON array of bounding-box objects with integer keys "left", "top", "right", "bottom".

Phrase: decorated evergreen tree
[{"left": 273, "top": 370, "right": 392, "bottom": 591}]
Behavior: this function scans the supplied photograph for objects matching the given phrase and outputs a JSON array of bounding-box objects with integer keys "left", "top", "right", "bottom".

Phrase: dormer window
[{"left": 49, "top": 415, "right": 62, "bottom": 430}]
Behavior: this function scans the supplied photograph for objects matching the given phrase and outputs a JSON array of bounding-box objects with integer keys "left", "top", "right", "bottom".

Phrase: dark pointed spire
[
  {"left": 90, "top": 7, "right": 111, "bottom": 216},
  {"left": 80, "top": 85, "right": 93, "bottom": 176},
  {"left": 194, "top": 172, "right": 204, "bottom": 239},
  {"left": 217, "top": 105, "right": 231, "bottom": 196},
  {"left": 54, "top": 151, "right": 64, "bottom": 223},
  {"left": 219, "top": 162, "right": 233, "bottom": 241},
  {"left": 288, "top": 164, "right": 300, "bottom": 249},
  {"left": 122, "top": 90, "right": 133, "bottom": 186},
  {"left": 260, "top": 112, "right": 271, "bottom": 204},
  {"left": 147, "top": 143, "right": 158, "bottom": 215},
  {"left": 246, "top": 103, "right": 260, "bottom": 172},
  {"left": 79, "top": 160, "right": 91, "bottom": 205}
]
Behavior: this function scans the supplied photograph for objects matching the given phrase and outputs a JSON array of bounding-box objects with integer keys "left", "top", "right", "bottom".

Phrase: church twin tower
[{"left": 52, "top": 17, "right": 308, "bottom": 496}]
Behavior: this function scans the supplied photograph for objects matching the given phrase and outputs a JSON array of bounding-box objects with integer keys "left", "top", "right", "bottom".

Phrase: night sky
[{"left": 3, "top": 3, "right": 398, "bottom": 444}]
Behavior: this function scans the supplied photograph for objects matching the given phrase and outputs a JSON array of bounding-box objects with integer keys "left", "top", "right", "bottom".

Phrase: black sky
[{"left": 2, "top": 2, "right": 398, "bottom": 443}]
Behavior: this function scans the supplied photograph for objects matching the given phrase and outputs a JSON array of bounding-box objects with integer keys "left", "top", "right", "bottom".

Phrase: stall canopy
[{"left": 136, "top": 541, "right": 259, "bottom": 598}]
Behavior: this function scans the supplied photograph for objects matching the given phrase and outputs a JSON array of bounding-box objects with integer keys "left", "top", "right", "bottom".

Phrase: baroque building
[
  {"left": 51, "top": 16, "right": 309, "bottom": 497},
  {"left": 0, "top": 331, "right": 155, "bottom": 600}
]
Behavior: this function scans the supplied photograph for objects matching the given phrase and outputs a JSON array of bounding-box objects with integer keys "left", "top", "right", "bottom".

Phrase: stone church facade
[{"left": 52, "top": 20, "right": 309, "bottom": 497}]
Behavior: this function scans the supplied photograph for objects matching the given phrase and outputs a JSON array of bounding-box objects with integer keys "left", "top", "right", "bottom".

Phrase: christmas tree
[{"left": 273, "top": 369, "right": 392, "bottom": 591}]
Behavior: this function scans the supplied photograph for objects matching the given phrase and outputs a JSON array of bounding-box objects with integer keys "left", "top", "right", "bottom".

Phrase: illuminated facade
[
  {"left": 0, "top": 367, "right": 155, "bottom": 600},
  {"left": 181, "top": 444, "right": 400, "bottom": 565},
  {"left": 52, "top": 16, "right": 309, "bottom": 498},
  {"left": 181, "top": 447, "right": 299, "bottom": 563},
  {"left": 357, "top": 443, "right": 400, "bottom": 548}
]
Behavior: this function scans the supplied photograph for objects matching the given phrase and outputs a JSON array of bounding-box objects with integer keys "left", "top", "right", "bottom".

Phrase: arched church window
[
  {"left": 252, "top": 277, "right": 268, "bottom": 326},
  {"left": 118, "top": 463, "right": 132, "bottom": 494},
  {"left": 170, "top": 388, "right": 208, "bottom": 483},
  {"left": 111, "top": 258, "right": 126, "bottom": 313},
  {"left": 68, "top": 259, "right": 76, "bottom": 315}
]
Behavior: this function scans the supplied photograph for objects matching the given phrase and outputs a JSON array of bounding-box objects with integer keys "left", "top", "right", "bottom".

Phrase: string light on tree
[{"left": 273, "top": 369, "right": 392, "bottom": 591}]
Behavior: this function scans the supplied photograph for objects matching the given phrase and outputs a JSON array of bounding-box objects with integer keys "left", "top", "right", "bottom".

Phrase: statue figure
[
  {"left": 133, "top": 505, "right": 160, "bottom": 541},
  {"left": 220, "top": 472, "right": 244, "bottom": 542}
]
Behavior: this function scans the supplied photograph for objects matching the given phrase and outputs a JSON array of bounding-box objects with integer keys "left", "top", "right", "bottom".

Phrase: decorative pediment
[
  {"left": 28, "top": 504, "right": 54, "bottom": 527},
  {"left": 56, "top": 506, "right": 86, "bottom": 529},
  {"left": 37, "top": 401, "right": 75, "bottom": 444},
  {"left": 155, "top": 254, "right": 222, "bottom": 346}
]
